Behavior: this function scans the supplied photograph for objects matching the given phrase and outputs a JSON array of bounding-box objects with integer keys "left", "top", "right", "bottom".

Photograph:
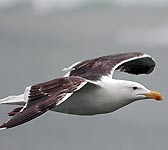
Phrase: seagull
[{"left": 0, "top": 52, "right": 163, "bottom": 130}]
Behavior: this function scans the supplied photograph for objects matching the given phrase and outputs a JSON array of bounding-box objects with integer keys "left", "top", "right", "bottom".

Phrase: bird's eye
[{"left": 133, "top": 87, "right": 138, "bottom": 90}]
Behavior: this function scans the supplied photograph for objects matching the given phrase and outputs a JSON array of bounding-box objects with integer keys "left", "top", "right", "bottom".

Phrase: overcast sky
[{"left": 0, "top": 4, "right": 168, "bottom": 150}]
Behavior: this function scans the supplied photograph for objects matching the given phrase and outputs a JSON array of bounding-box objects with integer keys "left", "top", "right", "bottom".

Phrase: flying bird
[{"left": 0, "top": 52, "right": 163, "bottom": 130}]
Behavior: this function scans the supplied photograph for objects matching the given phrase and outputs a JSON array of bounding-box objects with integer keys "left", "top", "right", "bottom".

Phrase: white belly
[{"left": 51, "top": 83, "right": 133, "bottom": 115}]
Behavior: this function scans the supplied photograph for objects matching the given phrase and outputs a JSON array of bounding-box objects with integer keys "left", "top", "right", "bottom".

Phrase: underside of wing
[
  {"left": 0, "top": 76, "right": 87, "bottom": 130},
  {"left": 114, "top": 54, "right": 155, "bottom": 75},
  {"left": 65, "top": 52, "right": 155, "bottom": 81}
]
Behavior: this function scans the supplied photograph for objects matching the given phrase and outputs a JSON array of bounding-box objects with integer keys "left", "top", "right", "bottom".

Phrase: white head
[{"left": 110, "top": 79, "right": 163, "bottom": 102}]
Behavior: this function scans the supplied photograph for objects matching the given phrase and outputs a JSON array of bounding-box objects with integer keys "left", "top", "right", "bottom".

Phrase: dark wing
[
  {"left": 65, "top": 52, "right": 155, "bottom": 81},
  {"left": 0, "top": 76, "right": 87, "bottom": 130},
  {"left": 8, "top": 107, "right": 23, "bottom": 116}
]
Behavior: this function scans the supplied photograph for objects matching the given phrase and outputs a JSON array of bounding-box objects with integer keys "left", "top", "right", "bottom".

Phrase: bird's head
[{"left": 116, "top": 80, "right": 163, "bottom": 102}]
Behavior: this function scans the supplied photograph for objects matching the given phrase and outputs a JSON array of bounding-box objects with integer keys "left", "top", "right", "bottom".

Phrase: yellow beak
[{"left": 145, "top": 91, "right": 163, "bottom": 101}]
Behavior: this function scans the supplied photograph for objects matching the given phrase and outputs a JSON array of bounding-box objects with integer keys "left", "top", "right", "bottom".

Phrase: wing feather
[
  {"left": 0, "top": 76, "right": 87, "bottom": 130},
  {"left": 66, "top": 52, "right": 155, "bottom": 81}
]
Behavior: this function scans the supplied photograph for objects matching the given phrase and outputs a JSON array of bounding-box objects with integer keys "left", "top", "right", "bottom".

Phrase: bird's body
[
  {"left": 53, "top": 79, "right": 126, "bottom": 115},
  {"left": 0, "top": 52, "right": 163, "bottom": 130},
  {"left": 53, "top": 78, "right": 146, "bottom": 115}
]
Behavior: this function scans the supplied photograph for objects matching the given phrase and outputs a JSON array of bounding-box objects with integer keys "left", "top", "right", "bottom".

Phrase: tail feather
[{"left": 0, "top": 94, "right": 25, "bottom": 105}]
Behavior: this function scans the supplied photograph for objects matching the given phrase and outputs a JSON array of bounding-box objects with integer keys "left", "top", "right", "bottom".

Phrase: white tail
[{"left": 0, "top": 94, "right": 25, "bottom": 105}]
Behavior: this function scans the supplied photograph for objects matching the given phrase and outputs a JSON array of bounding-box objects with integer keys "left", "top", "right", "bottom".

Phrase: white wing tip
[
  {"left": 142, "top": 53, "right": 155, "bottom": 62},
  {"left": 0, "top": 127, "right": 7, "bottom": 131},
  {"left": 142, "top": 53, "right": 152, "bottom": 57},
  {"left": 63, "top": 61, "right": 81, "bottom": 77},
  {"left": 63, "top": 68, "right": 70, "bottom": 72}
]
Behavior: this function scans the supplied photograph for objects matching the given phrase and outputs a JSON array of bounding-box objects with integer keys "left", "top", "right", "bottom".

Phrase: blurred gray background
[{"left": 0, "top": 0, "right": 168, "bottom": 150}]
